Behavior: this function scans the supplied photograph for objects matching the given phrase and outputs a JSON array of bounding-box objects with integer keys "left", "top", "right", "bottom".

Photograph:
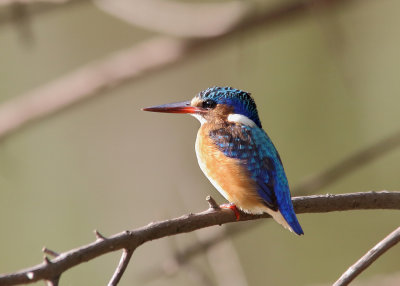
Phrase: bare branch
[
  {"left": 294, "top": 130, "right": 400, "bottom": 195},
  {"left": 333, "top": 226, "right": 400, "bottom": 286},
  {"left": 108, "top": 248, "right": 134, "bottom": 286},
  {"left": 0, "top": 36, "right": 189, "bottom": 140},
  {"left": 0, "top": 191, "right": 398, "bottom": 285},
  {"left": 152, "top": 129, "right": 400, "bottom": 279},
  {"left": 0, "top": 0, "right": 349, "bottom": 140}
]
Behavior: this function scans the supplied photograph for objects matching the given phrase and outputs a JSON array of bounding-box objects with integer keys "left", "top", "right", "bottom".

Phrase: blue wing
[{"left": 209, "top": 124, "right": 303, "bottom": 235}]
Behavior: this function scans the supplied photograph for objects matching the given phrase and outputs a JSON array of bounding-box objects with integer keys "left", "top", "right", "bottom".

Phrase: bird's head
[{"left": 142, "top": 86, "right": 262, "bottom": 128}]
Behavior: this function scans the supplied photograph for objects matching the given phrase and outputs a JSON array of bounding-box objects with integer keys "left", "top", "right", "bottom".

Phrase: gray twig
[
  {"left": 206, "top": 196, "right": 220, "bottom": 210},
  {"left": 0, "top": 0, "right": 348, "bottom": 140},
  {"left": 0, "top": 191, "right": 399, "bottom": 286},
  {"left": 333, "top": 225, "right": 400, "bottom": 286},
  {"left": 42, "top": 247, "right": 59, "bottom": 257},
  {"left": 294, "top": 130, "right": 400, "bottom": 195},
  {"left": 108, "top": 248, "right": 134, "bottom": 286},
  {"left": 156, "top": 129, "right": 400, "bottom": 281}
]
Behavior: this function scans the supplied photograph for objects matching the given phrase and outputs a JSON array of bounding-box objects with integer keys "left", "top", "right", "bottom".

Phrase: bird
[{"left": 142, "top": 86, "right": 303, "bottom": 235}]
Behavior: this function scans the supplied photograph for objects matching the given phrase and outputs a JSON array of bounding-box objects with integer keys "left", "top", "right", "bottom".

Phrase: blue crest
[{"left": 198, "top": 87, "right": 262, "bottom": 128}]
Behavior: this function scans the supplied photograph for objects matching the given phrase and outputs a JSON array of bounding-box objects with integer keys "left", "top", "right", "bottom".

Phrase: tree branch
[
  {"left": 147, "top": 128, "right": 400, "bottom": 281},
  {"left": 294, "top": 130, "right": 400, "bottom": 195},
  {"left": 0, "top": 0, "right": 349, "bottom": 140},
  {"left": 0, "top": 191, "right": 399, "bottom": 285},
  {"left": 149, "top": 128, "right": 400, "bottom": 282},
  {"left": 108, "top": 248, "right": 134, "bottom": 286},
  {"left": 333, "top": 225, "right": 400, "bottom": 286}
]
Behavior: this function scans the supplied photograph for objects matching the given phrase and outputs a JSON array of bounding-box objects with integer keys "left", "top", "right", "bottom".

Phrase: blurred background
[{"left": 1, "top": 0, "right": 400, "bottom": 285}]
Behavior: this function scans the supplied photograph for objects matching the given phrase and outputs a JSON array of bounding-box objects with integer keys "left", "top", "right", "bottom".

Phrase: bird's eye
[{"left": 202, "top": 99, "right": 217, "bottom": 109}]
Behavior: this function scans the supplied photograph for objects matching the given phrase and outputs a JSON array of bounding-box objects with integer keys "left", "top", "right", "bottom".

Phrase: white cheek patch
[
  {"left": 227, "top": 114, "right": 256, "bottom": 127},
  {"left": 191, "top": 114, "right": 207, "bottom": 125}
]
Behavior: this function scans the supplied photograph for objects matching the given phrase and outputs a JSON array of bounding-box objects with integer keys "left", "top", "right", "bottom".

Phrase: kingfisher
[{"left": 142, "top": 87, "right": 303, "bottom": 235}]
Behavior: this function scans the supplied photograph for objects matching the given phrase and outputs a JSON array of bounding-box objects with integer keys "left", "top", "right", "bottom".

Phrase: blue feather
[
  {"left": 210, "top": 124, "right": 304, "bottom": 235},
  {"left": 199, "top": 87, "right": 263, "bottom": 128}
]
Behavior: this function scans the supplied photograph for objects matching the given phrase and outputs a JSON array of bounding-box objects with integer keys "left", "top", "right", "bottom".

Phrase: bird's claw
[{"left": 220, "top": 203, "right": 240, "bottom": 221}]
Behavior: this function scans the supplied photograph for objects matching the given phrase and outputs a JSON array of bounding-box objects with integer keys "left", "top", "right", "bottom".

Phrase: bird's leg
[{"left": 220, "top": 203, "right": 240, "bottom": 221}]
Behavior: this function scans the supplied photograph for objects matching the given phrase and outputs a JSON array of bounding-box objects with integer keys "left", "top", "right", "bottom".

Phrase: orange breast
[{"left": 195, "top": 124, "right": 266, "bottom": 213}]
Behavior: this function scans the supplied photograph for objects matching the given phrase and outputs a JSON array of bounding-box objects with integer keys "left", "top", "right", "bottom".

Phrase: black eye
[{"left": 202, "top": 99, "right": 216, "bottom": 109}]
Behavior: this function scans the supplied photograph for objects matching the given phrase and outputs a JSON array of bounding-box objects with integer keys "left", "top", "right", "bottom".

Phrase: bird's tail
[
  {"left": 261, "top": 206, "right": 303, "bottom": 235},
  {"left": 273, "top": 183, "right": 304, "bottom": 235},
  {"left": 278, "top": 206, "right": 304, "bottom": 235}
]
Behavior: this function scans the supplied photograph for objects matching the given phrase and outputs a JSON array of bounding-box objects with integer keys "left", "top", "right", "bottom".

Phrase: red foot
[{"left": 220, "top": 203, "right": 240, "bottom": 221}]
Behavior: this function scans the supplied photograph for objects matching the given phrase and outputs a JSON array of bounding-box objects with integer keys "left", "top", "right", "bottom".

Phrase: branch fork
[{"left": 0, "top": 191, "right": 398, "bottom": 286}]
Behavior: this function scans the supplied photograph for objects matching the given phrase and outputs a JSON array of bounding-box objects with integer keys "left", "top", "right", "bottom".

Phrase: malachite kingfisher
[{"left": 142, "top": 87, "right": 304, "bottom": 235}]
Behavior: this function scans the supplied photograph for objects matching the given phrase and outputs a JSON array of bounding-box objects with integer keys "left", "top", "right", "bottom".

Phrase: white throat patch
[
  {"left": 191, "top": 113, "right": 207, "bottom": 125},
  {"left": 227, "top": 114, "right": 256, "bottom": 127}
]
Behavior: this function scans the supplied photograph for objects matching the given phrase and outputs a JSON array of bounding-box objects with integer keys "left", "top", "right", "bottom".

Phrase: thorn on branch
[
  {"left": 206, "top": 195, "right": 220, "bottom": 210},
  {"left": 94, "top": 229, "right": 107, "bottom": 240},
  {"left": 0, "top": 191, "right": 399, "bottom": 286},
  {"left": 42, "top": 247, "right": 59, "bottom": 257},
  {"left": 43, "top": 256, "right": 51, "bottom": 265}
]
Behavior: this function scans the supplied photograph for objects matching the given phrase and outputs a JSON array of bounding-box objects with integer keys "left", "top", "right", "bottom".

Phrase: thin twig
[
  {"left": 0, "top": 0, "right": 348, "bottom": 140},
  {"left": 294, "top": 130, "right": 400, "bottom": 195},
  {"left": 333, "top": 226, "right": 400, "bottom": 286},
  {"left": 42, "top": 247, "right": 59, "bottom": 257},
  {"left": 0, "top": 36, "right": 188, "bottom": 140},
  {"left": 206, "top": 195, "right": 220, "bottom": 210},
  {"left": 108, "top": 248, "right": 134, "bottom": 286},
  {"left": 0, "top": 191, "right": 399, "bottom": 286}
]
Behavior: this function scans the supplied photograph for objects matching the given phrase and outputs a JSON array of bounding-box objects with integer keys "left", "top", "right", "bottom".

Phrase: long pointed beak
[{"left": 142, "top": 100, "right": 204, "bottom": 114}]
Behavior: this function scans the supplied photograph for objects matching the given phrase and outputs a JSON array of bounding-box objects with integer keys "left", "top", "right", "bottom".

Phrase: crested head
[{"left": 191, "top": 86, "right": 262, "bottom": 128}]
